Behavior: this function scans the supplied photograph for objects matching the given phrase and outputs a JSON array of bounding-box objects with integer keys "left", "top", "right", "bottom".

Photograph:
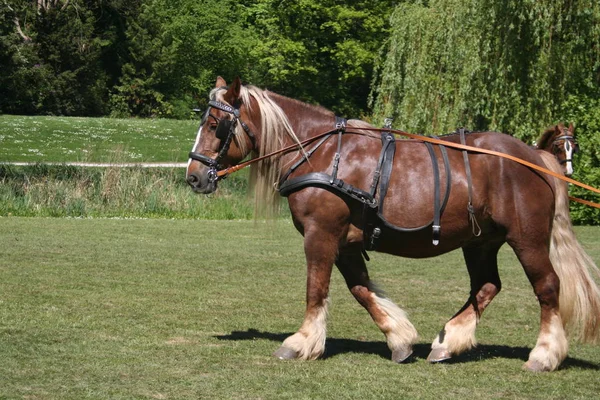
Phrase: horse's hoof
[
  {"left": 427, "top": 348, "right": 452, "bottom": 363},
  {"left": 392, "top": 347, "right": 413, "bottom": 363},
  {"left": 523, "top": 360, "right": 551, "bottom": 372},
  {"left": 273, "top": 346, "right": 298, "bottom": 360}
]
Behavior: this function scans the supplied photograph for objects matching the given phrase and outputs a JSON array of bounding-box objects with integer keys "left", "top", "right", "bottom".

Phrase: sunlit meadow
[{"left": 0, "top": 115, "right": 198, "bottom": 163}]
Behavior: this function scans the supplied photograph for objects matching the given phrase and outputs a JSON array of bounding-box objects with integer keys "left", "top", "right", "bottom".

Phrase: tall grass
[{"left": 0, "top": 164, "right": 275, "bottom": 219}]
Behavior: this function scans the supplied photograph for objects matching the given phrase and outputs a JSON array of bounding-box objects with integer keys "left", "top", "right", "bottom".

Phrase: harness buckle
[
  {"left": 383, "top": 118, "right": 393, "bottom": 130},
  {"left": 432, "top": 225, "right": 441, "bottom": 246},
  {"left": 207, "top": 168, "right": 218, "bottom": 184},
  {"left": 369, "top": 227, "right": 381, "bottom": 250}
]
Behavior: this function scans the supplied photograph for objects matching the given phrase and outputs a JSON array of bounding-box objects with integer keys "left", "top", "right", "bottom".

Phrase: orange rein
[{"left": 216, "top": 126, "right": 600, "bottom": 209}]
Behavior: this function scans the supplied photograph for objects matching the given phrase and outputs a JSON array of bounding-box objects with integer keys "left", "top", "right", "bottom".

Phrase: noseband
[{"left": 189, "top": 100, "right": 255, "bottom": 182}]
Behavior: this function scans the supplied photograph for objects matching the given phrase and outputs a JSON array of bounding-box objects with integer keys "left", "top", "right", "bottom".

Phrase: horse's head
[
  {"left": 536, "top": 122, "right": 579, "bottom": 176},
  {"left": 186, "top": 77, "right": 257, "bottom": 193},
  {"left": 551, "top": 123, "right": 579, "bottom": 176}
]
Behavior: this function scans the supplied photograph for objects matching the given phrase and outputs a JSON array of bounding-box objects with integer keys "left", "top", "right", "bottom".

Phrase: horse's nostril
[{"left": 187, "top": 174, "right": 199, "bottom": 185}]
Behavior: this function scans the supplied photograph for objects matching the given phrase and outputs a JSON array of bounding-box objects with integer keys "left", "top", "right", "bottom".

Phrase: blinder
[{"left": 216, "top": 118, "right": 233, "bottom": 142}]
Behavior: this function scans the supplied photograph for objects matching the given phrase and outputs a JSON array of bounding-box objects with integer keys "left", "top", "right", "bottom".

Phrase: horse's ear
[
  {"left": 554, "top": 124, "right": 562, "bottom": 134},
  {"left": 225, "top": 76, "right": 242, "bottom": 102},
  {"left": 215, "top": 76, "right": 227, "bottom": 88},
  {"left": 569, "top": 122, "right": 574, "bottom": 132}
]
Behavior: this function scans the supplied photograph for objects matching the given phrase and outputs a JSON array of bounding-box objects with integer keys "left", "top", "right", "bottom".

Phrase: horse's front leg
[{"left": 273, "top": 225, "right": 338, "bottom": 360}]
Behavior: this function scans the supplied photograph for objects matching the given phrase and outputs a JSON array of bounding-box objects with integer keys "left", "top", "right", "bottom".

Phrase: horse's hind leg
[
  {"left": 336, "top": 245, "right": 418, "bottom": 362},
  {"left": 509, "top": 240, "right": 568, "bottom": 372},
  {"left": 428, "top": 242, "right": 503, "bottom": 362}
]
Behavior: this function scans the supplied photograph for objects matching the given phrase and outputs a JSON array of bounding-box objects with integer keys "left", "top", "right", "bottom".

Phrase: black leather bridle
[
  {"left": 552, "top": 128, "right": 578, "bottom": 165},
  {"left": 188, "top": 100, "right": 256, "bottom": 183}
]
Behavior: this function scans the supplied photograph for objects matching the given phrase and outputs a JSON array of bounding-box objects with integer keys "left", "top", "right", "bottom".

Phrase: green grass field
[
  {"left": 1, "top": 217, "right": 599, "bottom": 399},
  {"left": 0, "top": 115, "right": 198, "bottom": 163}
]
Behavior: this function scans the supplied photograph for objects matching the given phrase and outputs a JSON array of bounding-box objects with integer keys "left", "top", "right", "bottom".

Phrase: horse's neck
[
  {"left": 269, "top": 92, "right": 336, "bottom": 142},
  {"left": 537, "top": 131, "right": 555, "bottom": 150}
]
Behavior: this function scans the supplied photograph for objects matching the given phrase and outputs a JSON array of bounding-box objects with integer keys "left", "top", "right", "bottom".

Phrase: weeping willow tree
[
  {"left": 370, "top": 0, "right": 600, "bottom": 142},
  {"left": 370, "top": 0, "right": 600, "bottom": 224}
]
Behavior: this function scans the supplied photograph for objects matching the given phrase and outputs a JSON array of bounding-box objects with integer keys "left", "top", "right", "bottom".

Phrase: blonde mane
[{"left": 211, "top": 85, "right": 304, "bottom": 217}]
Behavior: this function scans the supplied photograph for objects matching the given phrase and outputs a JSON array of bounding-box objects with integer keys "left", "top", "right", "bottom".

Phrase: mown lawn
[
  {"left": 0, "top": 115, "right": 198, "bottom": 163},
  {"left": 1, "top": 217, "right": 599, "bottom": 399}
]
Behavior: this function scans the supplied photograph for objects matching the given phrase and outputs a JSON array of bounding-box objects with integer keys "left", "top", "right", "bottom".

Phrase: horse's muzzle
[{"left": 186, "top": 169, "right": 218, "bottom": 194}]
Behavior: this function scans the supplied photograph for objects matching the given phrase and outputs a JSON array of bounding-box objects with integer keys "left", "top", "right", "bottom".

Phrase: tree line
[{"left": 0, "top": 0, "right": 394, "bottom": 118}]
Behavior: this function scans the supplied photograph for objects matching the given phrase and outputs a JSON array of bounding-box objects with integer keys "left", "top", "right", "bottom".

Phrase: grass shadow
[
  {"left": 215, "top": 328, "right": 396, "bottom": 361},
  {"left": 216, "top": 329, "right": 600, "bottom": 370},
  {"left": 433, "top": 344, "right": 600, "bottom": 370}
]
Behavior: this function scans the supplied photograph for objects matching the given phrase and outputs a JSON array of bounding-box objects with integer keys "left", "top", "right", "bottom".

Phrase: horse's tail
[{"left": 539, "top": 151, "right": 600, "bottom": 343}]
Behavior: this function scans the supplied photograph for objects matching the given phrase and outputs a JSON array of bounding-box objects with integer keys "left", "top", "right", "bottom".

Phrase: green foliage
[
  {"left": 1, "top": 0, "right": 394, "bottom": 118},
  {"left": 371, "top": 0, "right": 600, "bottom": 139},
  {"left": 249, "top": 0, "right": 395, "bottom": 116},
  {"left": 110, "top": 0, "right": 263, "bottom": 118},
  {"left": 0, "top": 0, "right": 130, "bottom": 116},
  {"left": 560, "top": 95, "right": 600, "bottom": 224}
]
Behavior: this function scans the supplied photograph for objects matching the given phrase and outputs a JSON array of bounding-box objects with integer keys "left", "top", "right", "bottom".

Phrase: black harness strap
[
  {"left": 377, "top": 131, "right": 396, "bottom": 212},
  {"left": 459, "top": 128, "right": 481, "bottom": 237},
  {"left": 425, "top": 141, "right": 441, "bottom": 245},
  {"left": 279, "top": 172, "right": 375, "bottom": 206},
  {"left": 363, "top": 125, "right": 396, "bottom": 251},
  {"left": 279, "top": 118, "right": 454, "bottom": 250},
  {"left": 189, "top": 99, "right": 257, "bottom": 176},
  {"left": 424, "top": 142, "right": 440, "bottom": 244},
  {"left": 330, "top": 117, "right": 347, "bottom": 183},
  {"left": 279, "top": 117, "right": 375, "bottom": 205}
]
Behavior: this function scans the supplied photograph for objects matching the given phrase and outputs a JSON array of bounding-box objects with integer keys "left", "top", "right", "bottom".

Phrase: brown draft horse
[
  {"left": 186, "top": 77, "right": 600, "bottom": 372},
  {"left": 535, "top": 123, "right": 579, "bottom": 176}
]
